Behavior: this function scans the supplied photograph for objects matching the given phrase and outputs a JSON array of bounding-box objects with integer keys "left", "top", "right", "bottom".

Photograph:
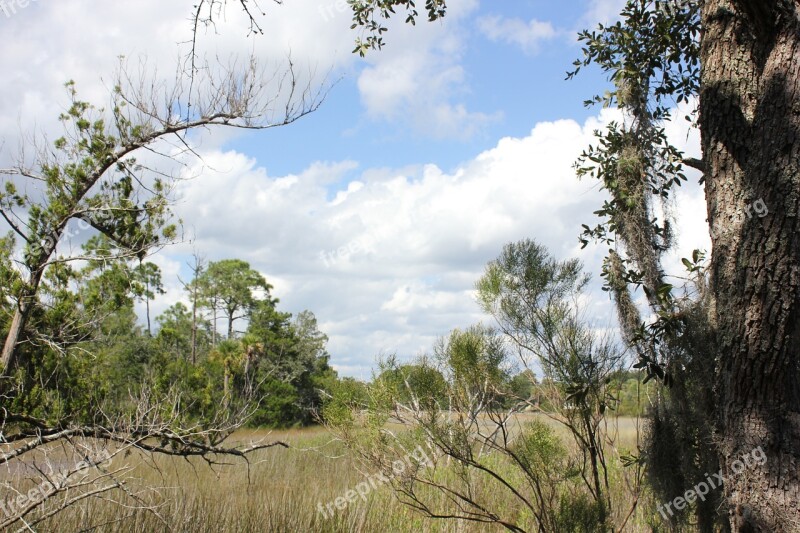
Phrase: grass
[{"left": 18, "top": 416, "right": 659, "bottom": 532}]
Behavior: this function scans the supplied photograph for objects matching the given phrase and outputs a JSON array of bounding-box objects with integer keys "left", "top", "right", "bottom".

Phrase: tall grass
[{"left": 28, "top": 417, "right": 659, "bottom": 532}]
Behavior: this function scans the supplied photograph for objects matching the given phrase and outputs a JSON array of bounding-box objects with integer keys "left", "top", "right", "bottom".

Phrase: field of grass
[{"left": 21, "top": 416, "right": 660, "bottom": 532}]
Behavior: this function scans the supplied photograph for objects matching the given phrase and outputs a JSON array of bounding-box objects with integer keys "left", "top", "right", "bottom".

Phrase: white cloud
[
  {"left": 0, "top": 0, "right": 355, "bottom": 147},
  {"left": 581, "top": 0, "right": 629, "bottom": 28},
  {"left": 0, "top": 0, "right": 496, "bottom": 156},
  {"left": 355, "top": 0, "right": 499, "bottom": 139},
  {"left": 166, "top": 109, "right": 623, "bottom": 376},
  {"left": 660, "top": 99, "right": 710, "bottom": 281},
  {"left": 162, "top": 99, "right": 709, "bottom": 377},
  {"left": 477, "top": 15, "right": 557, "bottom": 55}
]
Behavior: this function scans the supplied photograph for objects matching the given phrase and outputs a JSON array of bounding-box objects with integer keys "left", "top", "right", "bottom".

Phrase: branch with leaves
[{"left": 0, "top": 56, "right": 324, "bottom": 375}]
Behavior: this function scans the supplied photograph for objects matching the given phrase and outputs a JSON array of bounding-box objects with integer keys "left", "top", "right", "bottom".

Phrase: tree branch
[{"left": 683, "top": 156, "right": 706, "bottom": 173}]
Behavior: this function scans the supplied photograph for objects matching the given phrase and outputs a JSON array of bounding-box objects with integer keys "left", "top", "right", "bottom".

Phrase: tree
[
  {"left": 476, "top": 239, "right": 628, "bottom": 528},
  {"left": 247, "top": 307, "right": 337, "bottom": 426},
  {"left": 376, "top": 361, "right": 448, "bottom": 410},
  {"left": 326, "top": 324, "right": 611, "bottom": 532},
  {"left": 197, "top": 259, "right": 273, "bottom": 340},
  {"left": 0, "top": 57, "right": 322, "bottom": 376},
  {"left": 132, "top": 260, "right": 164, "bottom": 336},
  {"left": 503, "top": 370, "right": 537, "bottom": 410},
  {"left": 571, "top": 2, "right": 800, "bottom": 529},
  {"left": 79, "top": 236, "right": 165, "bottom": 337},
  {"left": 182, "top": 251, "right": 207, "bottom": 364},
  {"left": 209, "top": 339, "right": 245, "bottom": 403},
  {"left": 156, "top": 302, "right": 212, "bottom": 361},
  {"left": 699, "top": 3, "right": 800, "bottom": 531},
  {"left": 325, "top": 241, "right": 637, "bottom": 531}
]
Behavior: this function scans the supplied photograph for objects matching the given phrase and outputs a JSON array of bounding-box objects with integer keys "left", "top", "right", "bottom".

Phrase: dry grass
[{"left": 19, "top": 416, "right": 657, "bottom": 532}]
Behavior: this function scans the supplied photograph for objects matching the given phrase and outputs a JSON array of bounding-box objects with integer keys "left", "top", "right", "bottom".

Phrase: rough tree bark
[{"left": 700, "top": 0, "right": 800, "bottom": 530}]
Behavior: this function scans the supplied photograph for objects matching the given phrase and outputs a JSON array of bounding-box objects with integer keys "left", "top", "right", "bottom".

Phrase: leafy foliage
[
  {"left": 569, "top": 2, "right": 725, "bottom": 529},
  {"left": 349, "top": 0, "right": 447, "bottom": 55}
]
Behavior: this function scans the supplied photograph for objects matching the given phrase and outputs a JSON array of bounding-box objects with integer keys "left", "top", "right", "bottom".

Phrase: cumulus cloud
[
  {"left": 164, "top": 100, "right": 708, "bottom": 377},
  {"left": 477, "top": 15, "right": 558, "bottom": 55},
  {"left": 0, "top": 0, "right": 354, "bottom": 146},
  {"left": 660, "top": 99, "right": 710, "bottom": 279},
  {"left": 0, "top": 0, "right": 500, "bottom": 169},
  {"left": 355, "top": 0, "right": 501, "bottom": 139},
  {"left": 165, "top": 109, "right": 626, "bottom": 376}
]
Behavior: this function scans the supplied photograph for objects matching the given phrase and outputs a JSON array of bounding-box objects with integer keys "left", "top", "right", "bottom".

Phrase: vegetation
[
  {"left": 323, "top": 240, "right": 655, "bottom": 531},
  {"left": 3, "top": 421, "right": 644, "bottom": 532},
  {"left": 0, "top": 55, "right": 325, "bottom": 528},
  {"left": 1, "top": 0, "right": 797, "bottom": 531}
]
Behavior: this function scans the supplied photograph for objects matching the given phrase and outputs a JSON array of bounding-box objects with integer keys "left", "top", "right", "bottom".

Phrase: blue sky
[
  {"left": 233, "top": 0, "right": 617, "bottom": 176},
  {"left": 0, "top": 0, "right": 709, "bottom": 378}
]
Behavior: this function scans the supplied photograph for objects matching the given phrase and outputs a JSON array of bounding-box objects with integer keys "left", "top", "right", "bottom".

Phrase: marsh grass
[{"left": 27, "top": 417, "right": 658, "bottom": 532}]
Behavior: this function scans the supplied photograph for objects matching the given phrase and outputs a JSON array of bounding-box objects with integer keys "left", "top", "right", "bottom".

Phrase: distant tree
[
  {"left": 198, "top": 259, "right": 273, "bottom": 340},
  {"left": 247, "top": 298, "right": 295, "bottom": 371},
  {"left": 181, "top": 252, "right": 207, "bottom": 363},
  {"left": 247, "top": 307, "right": 337, "bottom": 426},
  {"left": 156, "top": 302, "right": 212, "bottom": 361},
  {"left": 503, "top": 369, "right": 537, "bottom": 409},
  {"left": 376, "top": 361, "right": 448, "bottom": 410},
  {"left": 133, "top": 260, "right": 164, "bottom": 336},
  {"left": 208, "top": 339, "right": 245, "bottom": 403},
  {"left": 434, "top": 325, "right": 510, "bottom": 408}
]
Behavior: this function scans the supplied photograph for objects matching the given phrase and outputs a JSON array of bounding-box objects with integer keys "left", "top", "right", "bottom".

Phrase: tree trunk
[
  {"left": 1, "top": 268, "right": 46, "bottom": 375},
  {"left": 223, "top": 362, "right": 231, "bottom": 408},
  {"left": 1, "top": 303, "right": 29, "bottom": 372},
  {"left": 191, "top": 285, "right": 198, "bottom": 365},
  {"left": 700, "top": 1, "right": 800, "bottom": 530},
  {"left": 145, "top": 283, "right": 152, "bottom": 337},
  {"left": 189, "top": 254, "right": 203, "bottom": 365},
  {"left": 212, "top": 306, "right": 217, "bottom": 347},
  {"left": 192, "top": 294, "right": 197, "bottom": 365}
]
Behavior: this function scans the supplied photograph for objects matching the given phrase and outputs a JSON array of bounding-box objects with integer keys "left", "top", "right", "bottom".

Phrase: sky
[{"left": 0, "top": 0, "right": 710, "bottom": 378}]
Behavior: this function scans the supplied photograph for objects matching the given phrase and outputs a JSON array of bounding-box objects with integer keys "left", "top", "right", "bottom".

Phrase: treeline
[
  {"left": 347, "top": 362, "right": 654, "bottom": 417},
  {"left": 1, "top": 232, "right": 653, "bottom": 431},
  {"left": 2, "top": 235, "right": 336, "bottom": 428}
]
